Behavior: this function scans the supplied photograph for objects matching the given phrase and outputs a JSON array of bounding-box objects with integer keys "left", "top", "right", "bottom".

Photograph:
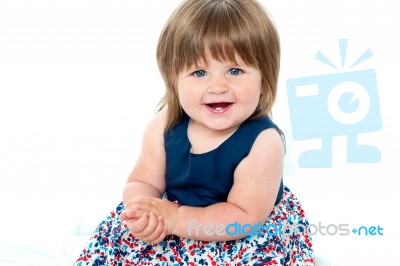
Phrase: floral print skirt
[{"left": 74, "top": 186, "right": 315, "bottom": 265}]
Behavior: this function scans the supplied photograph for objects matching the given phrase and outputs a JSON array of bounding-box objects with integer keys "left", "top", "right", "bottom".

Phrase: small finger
[
  {"left": 130, "top": 213, "right": 149, "bottom": 233},
  {"left": 151, "top": 218, "right": 168, "bottom": 244},
  {"left": 140, "top": 212, "right": 158, "bottom": 238},
  {"left": 141, "top": 215, "right": 164, "bottom": 243}
]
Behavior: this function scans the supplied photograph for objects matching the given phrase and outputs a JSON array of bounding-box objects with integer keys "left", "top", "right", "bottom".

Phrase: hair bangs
[{"left": 177, "top": 1, "right": 259, "bottom": 72}]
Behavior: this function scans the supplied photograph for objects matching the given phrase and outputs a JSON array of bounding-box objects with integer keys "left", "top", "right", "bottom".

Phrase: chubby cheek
[
  {"left": 240, "top": 86, "right": 261, "bottom": 107},
  {"left": 247, "top": 97, "right": 261, "bottom": 113},
  {"left": 177, "top": 87, "right": 195, "bottom": 112},
  {"left": 252, "top": 80, "right": 263, "bottom": 104},
  {"left": 178, "top": 94, "right": 190, "bottom": 112}
]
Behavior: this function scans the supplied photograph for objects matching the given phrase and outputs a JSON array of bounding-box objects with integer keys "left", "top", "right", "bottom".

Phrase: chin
[{"left": 206, "top": 120, "right": 240, "bottom": 132}]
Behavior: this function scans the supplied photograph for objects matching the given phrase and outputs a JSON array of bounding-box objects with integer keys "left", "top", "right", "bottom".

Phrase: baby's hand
[
  {"left": 122, "top": 211, "right": 168, "bottom": 244},
  {"left": 124, "top": 197, "right": 179, "bottom": 235}
]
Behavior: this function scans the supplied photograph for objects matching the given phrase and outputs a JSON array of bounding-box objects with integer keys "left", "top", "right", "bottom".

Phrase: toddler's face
[{"left": 176, "top": 53, "right": 262, "bottom": 134}]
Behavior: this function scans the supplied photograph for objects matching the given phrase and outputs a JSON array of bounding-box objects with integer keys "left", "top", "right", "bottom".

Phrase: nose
[{"left": 207, "top": 76, "right": 229, "bottom": 94}]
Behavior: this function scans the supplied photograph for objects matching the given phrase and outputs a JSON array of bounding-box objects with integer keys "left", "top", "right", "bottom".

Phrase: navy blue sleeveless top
[{"left": 164, "top": 114, "right": 284, "bottom": 207}]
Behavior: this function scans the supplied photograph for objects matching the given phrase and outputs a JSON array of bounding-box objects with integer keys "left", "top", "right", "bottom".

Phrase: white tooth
[{"left": 216, "top": 107, "right": 222, "bottom": 111}]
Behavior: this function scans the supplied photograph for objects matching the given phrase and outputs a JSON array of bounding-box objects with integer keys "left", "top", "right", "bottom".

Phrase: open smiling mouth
[{"left": 205, "top": 102, "right": 233, "bottom": 113}]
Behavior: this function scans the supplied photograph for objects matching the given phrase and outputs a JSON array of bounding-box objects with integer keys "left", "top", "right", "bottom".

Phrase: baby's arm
[
  {"left": 173, "top": 128, "right": 284, "bottom": 241},
  {"left": 123, "top": 109, "right": 167, "bottom": 207},
  {"left": 122, "top": 110, "right": 168, "bottom": 242}
]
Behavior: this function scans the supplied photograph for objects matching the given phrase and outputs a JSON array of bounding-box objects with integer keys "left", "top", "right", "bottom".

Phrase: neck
[{"left": 187, "top": 119, "right": 239, "bottom": 154}]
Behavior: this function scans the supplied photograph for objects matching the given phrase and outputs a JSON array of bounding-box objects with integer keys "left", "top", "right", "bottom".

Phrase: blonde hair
[{"left": 156, "top": 0, "right": 280, "bottom": 130}]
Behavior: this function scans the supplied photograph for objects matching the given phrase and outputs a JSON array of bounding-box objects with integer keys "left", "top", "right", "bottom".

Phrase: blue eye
[
  {"left": 228, "top": 68, "right": 242, "bottom": 75},
  {"left": 193, "top": 70, "right": 206, "bottom": 77}
]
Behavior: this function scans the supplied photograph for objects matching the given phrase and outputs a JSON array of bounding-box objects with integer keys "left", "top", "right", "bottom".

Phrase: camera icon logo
[{"left": 286, "top": 39, "right": 382, "bottom": 168}]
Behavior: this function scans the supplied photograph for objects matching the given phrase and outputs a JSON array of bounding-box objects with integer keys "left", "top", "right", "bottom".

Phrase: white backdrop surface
[{"left": 0, "top": 0, "right": 399, "bottom": 265}]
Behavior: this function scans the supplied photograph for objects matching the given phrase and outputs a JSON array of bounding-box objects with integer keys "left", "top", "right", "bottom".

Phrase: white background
[{"left": 0, "top": 0, "right": 399, "bottom": 265}]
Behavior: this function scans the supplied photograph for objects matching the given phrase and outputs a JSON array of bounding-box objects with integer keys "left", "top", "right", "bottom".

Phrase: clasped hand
[{"left": 120, "top": 197, "right": 179, "bottom": 244}]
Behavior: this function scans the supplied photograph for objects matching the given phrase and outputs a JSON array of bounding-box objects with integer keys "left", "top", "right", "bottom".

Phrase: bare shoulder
[
  {"left": 126, "top": 109, "right": 168, "bottom": 191},
  {"left": 143, "top": 108, "right": 168, "bottom": 138},
  {"left": 251, "top": 127, "right": 285, "bottom": 156},
  {"left": 237, "top": 127, "right": 285, "bottom": 181},
  {"left": 139, "top": 109, "right": 168, "bottom": 156},
  {"left": 140, "top": 108, "right": 168, "bottom": 158}
]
